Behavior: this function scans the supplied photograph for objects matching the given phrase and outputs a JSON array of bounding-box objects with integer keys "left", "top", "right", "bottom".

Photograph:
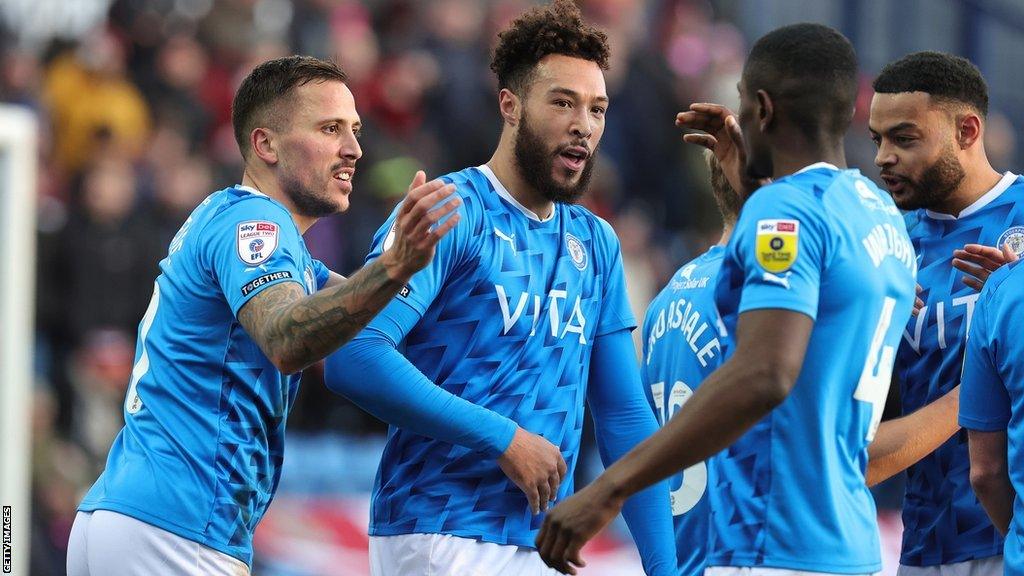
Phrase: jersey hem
[
  {"left": 368, "top": 526, "right": 538, "bottom": 549},
  {"left": 898, "top": 546, "right": 1004, "bottom": 567},
  {"left": 738, "top": 299, "right": 817, "bottom": 321},
  {"left": 958, "top": 414, "right": 1009, "bottom": 432},
  {"left": 707, "top": 555, "right": 882, "bottom": 574},
  {"left": 77, "top": 500, "right": 251, "bottom": 567}
]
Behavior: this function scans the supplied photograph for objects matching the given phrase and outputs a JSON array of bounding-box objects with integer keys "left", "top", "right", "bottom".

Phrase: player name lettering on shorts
[
  {"left": 495, "top": 284, "right": 588, "bottom": 344},
  {"left": 862, "top": 223, "right": 915, "bottom": 272},
  {"left": 646, "top": 297, "right": 721, "bottom": 368}
]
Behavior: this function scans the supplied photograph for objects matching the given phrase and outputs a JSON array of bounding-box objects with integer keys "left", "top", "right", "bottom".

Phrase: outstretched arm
[
  {"left": 537, "top": 308, "right": 812, "bottom": 574},
  {"left": 325, "top": 299, "right": 567, "bottom": 515},
  {"left": 238, "top": 172, "right": 460, "bottom": 373},
  {"left": 545, "top": 329, "right": 674, "bottom": 576},
  {"left": 968, "top": 430, "right": 1013, "bottom": 535},
  {"left": 866, "top": 385, "right": 960, "bottom": 486}
]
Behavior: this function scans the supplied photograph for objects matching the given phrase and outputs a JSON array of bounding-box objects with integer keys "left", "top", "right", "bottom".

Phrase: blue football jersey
[
  {"left": 959, "top": 260, "right": 1024, "bottom": 574},
  {"left": 78, "top": 185, "right": 329, "bottom": 565},
  {"left": 363, "top": 166, "right": 635, "bottom": 547},
  {"left": 709, "top": 164, "right": 917, "bottom": 573},
  {"left": 641, "top": 246, "right": 729, "bottom": 576},
  {"left": 895, "top": 172, "right": 1024, "bottom": 566}
]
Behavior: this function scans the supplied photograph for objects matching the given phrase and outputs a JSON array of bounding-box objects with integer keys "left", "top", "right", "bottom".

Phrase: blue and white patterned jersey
[
  {"left": 641, "top": 246, "right": 729, "bottom": 576},
  {"left": 363, "top": 165, "right": 635, "bottom": 547},
  {"left": 895, "top": 172, "right": 1024, "bottom": 566},
  {"left": 709, "top": 164, "right": 917, "bottom": 573},
  {"left": 959, "top": 260, "right": 1024, "bottom": 574},
  {"left": 78, "top": 185, "right": 329, "bottom": 566}
]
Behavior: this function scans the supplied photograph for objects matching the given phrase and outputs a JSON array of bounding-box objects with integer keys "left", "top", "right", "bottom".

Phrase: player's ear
[
  {"left": 498, "top": 88, "right": 521, "bottom": 128},
  {"left": 756, "top": 89, "right": 774, "bottom": 133},
  {"left": 956, "top": 113, "right": 983, "bottom": 150},
  {"left": 251, "top": 127, "right": 279, "bottom": 165}
]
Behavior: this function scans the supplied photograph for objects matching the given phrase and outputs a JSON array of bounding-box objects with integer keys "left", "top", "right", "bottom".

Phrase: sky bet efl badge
[
  {"left": 755, "top": 219, "right": 799, "bottom": 273},
  {"left": 237, "top": 221, "right": 280, "bottom": 265}
]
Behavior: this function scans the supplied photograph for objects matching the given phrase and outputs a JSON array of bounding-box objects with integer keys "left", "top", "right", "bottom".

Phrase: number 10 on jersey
[{"left": 650, "top": 380, "right": 708, "bottom": 515}]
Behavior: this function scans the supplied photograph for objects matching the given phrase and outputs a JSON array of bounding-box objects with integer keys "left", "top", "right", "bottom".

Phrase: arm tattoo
[{"left": 237, "top": 259, "right": 404, "bottom": 373}]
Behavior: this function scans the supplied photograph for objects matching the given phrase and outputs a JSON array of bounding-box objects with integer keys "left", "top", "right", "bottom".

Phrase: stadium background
[{"left": 2, "top": 0, "right": 1023, "bottom": 573}]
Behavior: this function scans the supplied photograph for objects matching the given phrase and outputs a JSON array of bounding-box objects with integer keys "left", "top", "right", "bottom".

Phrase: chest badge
[
  {"left": 565, "top": 233, "right": 588, "bottom": 271},
  {"left": 996, "top": 226, "right": 1024, "bottom": 257}
]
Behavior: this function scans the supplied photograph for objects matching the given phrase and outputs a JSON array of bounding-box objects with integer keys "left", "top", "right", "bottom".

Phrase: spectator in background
[{"left": 42, "top": 27, "right": 150, "bottom": 176}]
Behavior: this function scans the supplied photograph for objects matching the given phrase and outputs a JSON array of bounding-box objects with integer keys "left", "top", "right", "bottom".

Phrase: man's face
[
  {"left": 273, "top": 80, "right": 363, "bottom": 217},
  {"left": 513, "top": 54, "right": 608, "bottom": 204},
  {"left": 737, "top": 77, "right": 772, "bottom": 181},
  {"left": 869, "top": 91, "right": 965, "bottom": 211}
]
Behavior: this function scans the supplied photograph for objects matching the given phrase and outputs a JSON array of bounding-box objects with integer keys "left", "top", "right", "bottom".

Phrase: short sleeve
[
  {"left": 363, "top": 182, "right": 470, "bottom": 316},
  {"left": 728, "top": 184, "right": 830, "bottom": 320},
  {"left": 200, "top": 197, "right": 307, "bottom": 316},
  {"left": 959, "top": 289, "right": 1011, "bottom": 431},
  {"left": 594, "top": 218, "right": 637, "bottom": 336},
  {"left": 312, "top": 258, "right": 331, "bottom": 290}
]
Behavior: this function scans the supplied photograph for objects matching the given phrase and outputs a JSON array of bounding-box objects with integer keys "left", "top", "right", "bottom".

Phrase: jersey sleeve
[
  {"left": 363, "top": 182, "right": 471, "bottom": 317},
  {"left": 312, "top": 258, "right": 331, "bottom": 291},
  {"left": 199, "top": 197, "right": 307, "bottom": 316},
  {"left": 728, "top": 183, "right": 831, "bottom": 320},
  {"left": 959, "top": 284, "right": 1010, "bottom": 432},
  {"left": 594, "top": 218, "right": 638, "bottom": 335}
]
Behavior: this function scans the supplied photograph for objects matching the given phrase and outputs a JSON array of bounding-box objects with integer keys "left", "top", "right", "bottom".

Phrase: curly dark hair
[
  {"left": 873, "top": 51, "right": 988, "bottom": 117},
  {"left": 232, "top": 55, "right": 348, "bottom": 159},
  {"left": 490, "top": 0, "right": 610, "bottom": 96},
  {"left": 743, "top": 23, "right": 858, "bottom": 143}
]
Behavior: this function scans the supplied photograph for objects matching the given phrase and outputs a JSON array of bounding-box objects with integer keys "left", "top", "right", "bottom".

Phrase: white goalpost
[{"left": 0, "top": 104, "right": 38, "bottom": 576}]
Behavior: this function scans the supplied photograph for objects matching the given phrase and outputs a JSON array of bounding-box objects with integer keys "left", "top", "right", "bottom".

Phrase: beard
[
  {"left": 279, "top": 166, "right": 342, "bottom": 218},
  {"left": 513, "top": 112, "right": 596, "bottom": 205},
  {"left": 891, "top": 145, "right": 966, "bottom": 211}
]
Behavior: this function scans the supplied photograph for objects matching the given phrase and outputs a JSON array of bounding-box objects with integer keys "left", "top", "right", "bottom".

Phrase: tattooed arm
[{"left": 238, "top": 172, "right": 460, "bottom": 374}]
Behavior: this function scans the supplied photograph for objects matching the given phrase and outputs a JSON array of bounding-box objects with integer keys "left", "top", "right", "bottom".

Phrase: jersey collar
[
  {"left": 235, "top": 184, "right": 267, "bottom": 197},
  {"left": 477, "top": 164, "right": 555, "bottom": 223},
  {"left": 924, "top": 171, "right": 1018, "bottom": 221},
  {"left": 795, "top": 162, "right": 840, "bottom": 174}
]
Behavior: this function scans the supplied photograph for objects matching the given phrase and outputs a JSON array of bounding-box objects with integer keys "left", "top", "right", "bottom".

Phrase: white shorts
[
  {"left": 67, "top": 510, "right": 250, "bottom": 576},
  {"left": 706, "top": 566, "right": 882, "bottom": 576},
  {"left": 369, "top": 533, "right": 560, "bottom": 576},
  {"left": 897, "top": 556, "right": 1003, "bottom": 576}
]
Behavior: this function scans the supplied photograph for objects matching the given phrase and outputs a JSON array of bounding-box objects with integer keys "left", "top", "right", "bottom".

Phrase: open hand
[
  {"left": 381, "top": 170, "right": 461, "bottom": 280},
  {"left": 498, "top": 427, "right": 567, "bottom": 515},
  {"left": 676, "top": 103, "right": 765, "bottom": 196},
  {"left": 535, "top": 479, "right": 623, "bottom": 575},
  {"left": 952, "top": 243, "right": 1019, "bottom": 292}
]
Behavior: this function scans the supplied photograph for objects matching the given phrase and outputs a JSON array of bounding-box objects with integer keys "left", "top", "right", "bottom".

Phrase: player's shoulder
[
  {"left": 440, "top": 166, "right": 490, "bottom": 204},
  {"left": 437, "top": 166, "right": 492, "bottom": 227},
  {"left": 193, "top": 186, "right": 298, "bottom": 253},
  {"left": 562, "top": 204, "right": 622, "bottom": 257},
  {"left": 983, "top": 259, "right": 1024, "bottom": 302},
  {"left": 742, "top": 175, "right": 824, "bottom": 223},
  {"left": 206, "top": 186, "right": 293, "bottom": 223},
  {"left": 1002, "top": 172, "right": 1024, "bottom": 195}
]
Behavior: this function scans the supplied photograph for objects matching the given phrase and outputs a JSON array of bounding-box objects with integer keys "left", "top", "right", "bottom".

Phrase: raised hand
[
  {"left": 497, "top": 427, "right": 567, "bottom": 515},
  {"left": 676, "top": 102, "right": 764, "bottom": 196},
  {"left": 952, "top": 243, "right": 1020, "bottom": 292},
  {"left": 380, "top": 170, "right": 461, "bottom": 280},
  {"left": 535, "top": 479, "right": 623, "bottom": 575}
]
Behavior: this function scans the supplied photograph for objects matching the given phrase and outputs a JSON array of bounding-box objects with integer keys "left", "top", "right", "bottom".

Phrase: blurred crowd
[{"left": 2, "top": 0, "right": 1019, "bottom": 573}]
